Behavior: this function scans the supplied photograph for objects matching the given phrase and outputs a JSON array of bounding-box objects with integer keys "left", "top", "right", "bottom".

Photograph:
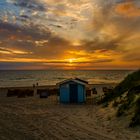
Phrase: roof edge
[{"left": 56, "top": 78, "right": 88, "bottom": 86}]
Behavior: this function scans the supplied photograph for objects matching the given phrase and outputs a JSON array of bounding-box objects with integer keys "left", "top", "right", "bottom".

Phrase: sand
[{"left": 0, "top": 84, "right": 140, "bottom": 140}]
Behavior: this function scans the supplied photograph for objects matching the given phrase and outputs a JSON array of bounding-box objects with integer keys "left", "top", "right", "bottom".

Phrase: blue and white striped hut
[{"left": 57, "top": 78, "right": 88, "bottom": 103}]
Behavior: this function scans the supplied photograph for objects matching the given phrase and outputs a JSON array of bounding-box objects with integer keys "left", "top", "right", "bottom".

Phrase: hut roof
[{"left": 57, "top": 78, "right": 88, "bottom": 86}]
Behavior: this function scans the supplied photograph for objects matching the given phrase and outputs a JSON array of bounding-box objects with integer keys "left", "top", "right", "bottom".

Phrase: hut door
[{"left": 70, "top": 84, "right": 78, "bottom": 103}]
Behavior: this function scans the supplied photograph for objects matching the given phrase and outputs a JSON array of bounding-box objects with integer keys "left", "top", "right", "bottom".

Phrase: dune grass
[{"left": 98, "top": 70, "right": 140, "bottom": 127}]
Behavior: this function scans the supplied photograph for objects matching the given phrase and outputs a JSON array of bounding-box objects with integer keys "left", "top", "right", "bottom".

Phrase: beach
[
  {"left": 0, "top": 84, "right": 140, "bottom": 140},
  {"left": 0, "top": 0, "right": 139, "bottom": 139}
]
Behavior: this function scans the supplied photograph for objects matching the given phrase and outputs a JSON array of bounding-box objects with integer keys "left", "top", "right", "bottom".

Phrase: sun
[
  {"left": 68, "top": 58, "right": 76, "bottom": 63},
  {"left": 69, "top": 59, "right": 73, "bottom": 63}
]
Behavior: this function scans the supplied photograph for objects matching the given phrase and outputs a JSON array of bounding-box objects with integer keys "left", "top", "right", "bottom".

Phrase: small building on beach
[{"left": 57, "top": 78, "right": 88, "bottom": 103}]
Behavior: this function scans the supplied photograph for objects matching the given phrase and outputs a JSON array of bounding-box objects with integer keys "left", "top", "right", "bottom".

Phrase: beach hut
[{"left": 57, "top": 78, "right": 88, "bottom": 103}]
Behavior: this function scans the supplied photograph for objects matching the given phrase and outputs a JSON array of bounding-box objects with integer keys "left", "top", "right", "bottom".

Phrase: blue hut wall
[
  {"left": 78, "top": 84, "right": 85, "bottom": 102},
  {"left": 60, "top": 83, "right": 86, "bottom": 103},
  {"left": 60, "top": 84, "right": 69, "bottom": 102}
]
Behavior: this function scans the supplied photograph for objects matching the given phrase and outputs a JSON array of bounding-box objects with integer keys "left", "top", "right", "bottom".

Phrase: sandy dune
[{"left": 0, "top": 95, "right": 140, "bottom": 140}]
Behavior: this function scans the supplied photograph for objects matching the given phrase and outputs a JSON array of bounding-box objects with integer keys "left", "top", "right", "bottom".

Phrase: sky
[{"left": 0, "top": 0, "right": 140, "bottom": 70}]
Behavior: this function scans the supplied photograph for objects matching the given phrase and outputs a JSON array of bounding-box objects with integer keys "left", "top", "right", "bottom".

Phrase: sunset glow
[
  {"left": 0, "top": 0, "right": 140, "bottom": 70},
  {"left": 69, "top": 59, "right": 73, "bottom": 63}
]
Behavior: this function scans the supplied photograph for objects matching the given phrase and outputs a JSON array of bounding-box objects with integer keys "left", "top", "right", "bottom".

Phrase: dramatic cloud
[
  {"left": 0, "top": 0, "right": 139, "bottom": 69},
  {"left": 115, "top": 1, "right": 140, "bottom": 17}
]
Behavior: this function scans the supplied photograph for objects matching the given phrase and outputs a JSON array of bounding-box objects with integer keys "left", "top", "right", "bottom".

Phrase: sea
[{"left": 0, "top": 70, "right": 134, "bottom": 87}]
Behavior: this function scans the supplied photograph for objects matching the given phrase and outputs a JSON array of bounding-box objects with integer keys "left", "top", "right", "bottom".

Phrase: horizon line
[{"left": 0, "top": 69, "right": 138, "bottom": 71}]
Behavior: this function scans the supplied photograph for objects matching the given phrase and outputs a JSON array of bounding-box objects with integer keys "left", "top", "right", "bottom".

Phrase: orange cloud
[
  {"left": 0, "top": 47, "right": 32, "bottom": 55},
  {"left": 115, "top": 2, "right": 140, "bottom": 17}
]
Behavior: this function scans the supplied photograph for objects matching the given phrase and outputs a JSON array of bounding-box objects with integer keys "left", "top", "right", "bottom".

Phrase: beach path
[{"left": 0, "top": 95, "right": 117, "bottom": 140}]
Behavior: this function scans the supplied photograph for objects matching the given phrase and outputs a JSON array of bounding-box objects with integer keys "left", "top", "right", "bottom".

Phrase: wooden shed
[{"left": 57, "top": 78, "right": 88, "bottom": 103}]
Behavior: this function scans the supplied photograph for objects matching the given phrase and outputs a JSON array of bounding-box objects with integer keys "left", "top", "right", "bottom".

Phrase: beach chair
[{"left": 40, "top": 92, "right": 48, "bottom": 98}]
